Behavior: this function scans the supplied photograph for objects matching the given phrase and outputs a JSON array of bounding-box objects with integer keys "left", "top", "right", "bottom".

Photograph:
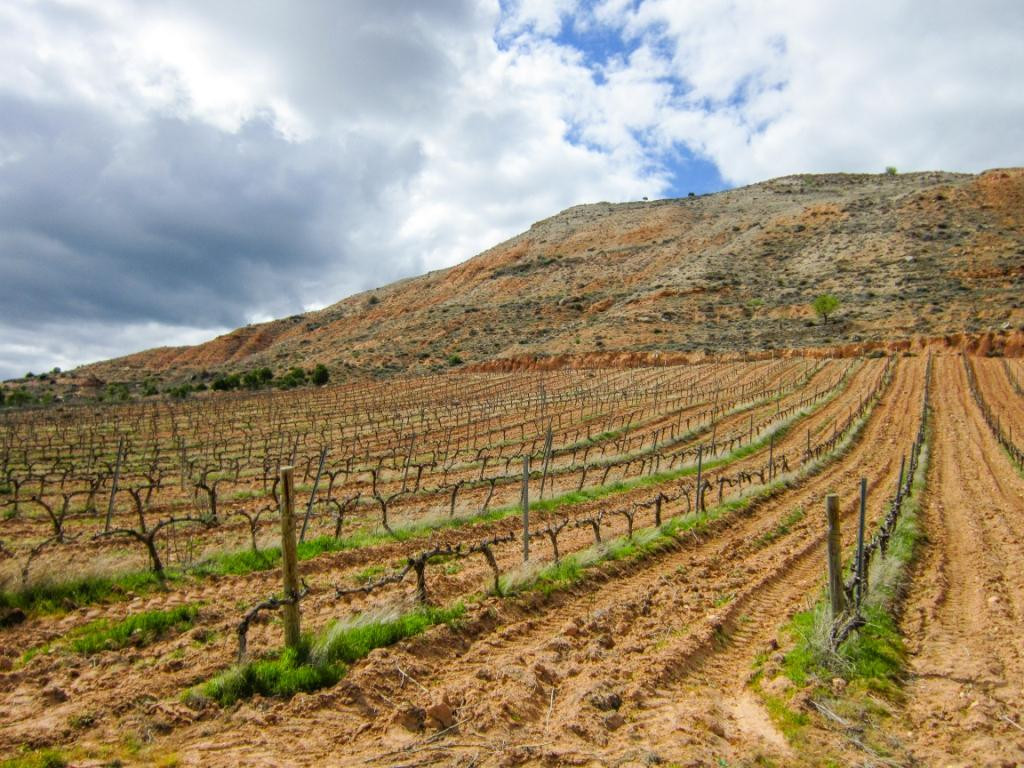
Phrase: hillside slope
[{"left": 82, "top": 168, "right": 1024, "bottom": 383}]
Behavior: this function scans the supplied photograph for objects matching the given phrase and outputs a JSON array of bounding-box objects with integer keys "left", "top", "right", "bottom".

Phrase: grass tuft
[
  {"left": 70, "top": 604, "right": 200, "bottom": 655},
  {"left": 198, "top": 603, "right": 465, "bottom": 706},
  {"left": 0, "top": 571, "right": 166, "bottom": 616},
  {"left": 0, "top": 748, "right": 67, "bottom": 768}
]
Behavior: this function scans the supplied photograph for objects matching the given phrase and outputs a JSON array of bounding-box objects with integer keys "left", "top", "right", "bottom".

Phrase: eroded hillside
[{"left": 80, "top": 168, "right": 1024, "bottom": 385}]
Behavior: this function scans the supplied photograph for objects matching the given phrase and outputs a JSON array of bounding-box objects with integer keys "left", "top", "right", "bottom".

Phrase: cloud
[
  {"left": 598, "top": 0, "right": 1024, "bottom": 183},
  {"left": 0, "top": 0, "right": 1021, "bottom": 379}
]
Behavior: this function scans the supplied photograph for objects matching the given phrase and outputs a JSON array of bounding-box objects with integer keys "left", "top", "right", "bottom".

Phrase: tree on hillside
[
  {"left": 311, "top": 364, "right": 330, "bottom": 386},
  {"left": 812, "top": 294, "right": 840, "bottom": 324}
]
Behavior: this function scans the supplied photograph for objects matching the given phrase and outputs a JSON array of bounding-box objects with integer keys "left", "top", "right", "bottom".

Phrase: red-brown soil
[
  {"left": 888, "top": 356, "right": 1024, "bottom": 765},
  {"left": 3, "top": 352, "right": 1024, "bottom": 766}
]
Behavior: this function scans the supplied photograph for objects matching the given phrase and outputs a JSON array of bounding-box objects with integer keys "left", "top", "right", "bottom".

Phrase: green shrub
[
  {"left": 311, "top": 364, "right": 329, "bottom": 386},
  {"left": 212, "top": 373, "right": 241, "bottom": 391}
]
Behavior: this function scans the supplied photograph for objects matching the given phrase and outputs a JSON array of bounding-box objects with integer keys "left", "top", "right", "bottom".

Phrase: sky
[{"left": 0, "top": 0, "right": 1022, "bottom": 380}]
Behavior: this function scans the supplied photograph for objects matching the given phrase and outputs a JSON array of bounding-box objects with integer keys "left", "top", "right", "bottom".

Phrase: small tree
[
  {"left": 812, "top": 294, "right": 840, "bottom": 324},
  {"left": 885, "top": 166, "right": 897, "bottom": 176},
  {"left": 311, "top": 364, "right": 329, "bottom": 386}
]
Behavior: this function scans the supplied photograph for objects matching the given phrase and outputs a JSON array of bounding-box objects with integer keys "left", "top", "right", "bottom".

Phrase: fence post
[
  {"left": 695, "top": 445, "right": 704, "bottom": 512},
  {"left": 539, "top": 424, "right": 553, "bottom": 500},
  {"left": 855, "top": 478, "right": 867, "bottom": 608},
  {"left": 104, "top": 436, "right": 125, "bottom": 533},
  {"left": 826, "top": 494, "right": 846, "bottom": 620},
  {"left": 521, "top": 456, "right": 530, "bottom": 562},
  {"left": 279, "top": 466, "right": 301, "bottom": 650},
  {"left": 896, "top": 455, "right": 906, "bottom": 503},
  {"left": 299, "top": 446, "right": 328, "bottom": 543},
  {"left": 768, "top": 433, "right": 774, "bottom": 480}
]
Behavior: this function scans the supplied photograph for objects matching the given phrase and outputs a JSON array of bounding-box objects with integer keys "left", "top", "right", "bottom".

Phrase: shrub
[
  {"left": 447, "top": 354, "right": 464, "bottom": 367},
  {"left": 311, "top": 364, "right": 329, "bottom": 386},
  {"left": 168, "top": 383, "right": 193, "bottom": 399},
  {"left": 103, "top": 382, "right": 130, "bottom": 402},
  {"left": 7, "top": 389, "right": 34, "bottom": 407},
  {"left": 212, "top": 373, "right": 241, "bottom": 391},
  {"left": 885, "top": 166, "right": 898, "bottom": 175},
  {"left": 277, "top": 367, "right": 308, "bottom": 389}
]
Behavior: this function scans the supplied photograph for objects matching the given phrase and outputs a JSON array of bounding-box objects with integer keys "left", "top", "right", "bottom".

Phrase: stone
[
  {"left": 425, "top": 695, "right": 456, "bottom": 730},
  {"left": 42, "top": 685, "right": 68, "bottom": 704},
  {"left": 587, "top": 687, "right": 622, "bottom": 712},
  {"left": 604, "top": 712, "right": 626, "bottom": 730}
]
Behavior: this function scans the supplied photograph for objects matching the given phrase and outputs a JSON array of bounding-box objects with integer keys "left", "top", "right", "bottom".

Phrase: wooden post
[
  {"left": 299, "top": 446, "right": 328, "bottom": 543},
  {"left": 279, "top": 466, "right": 301, "bottom": 650},
  {"left": 768, "top": 433, "right": 774, "bottom": 480},
  {"left": 539, "top": 424, "right": 553, "bottom": 500},
  {"left": 896, "top": 455, "right": 906, "bottom": 502},
  {"left": 749, "top": 413, "right": 754, "bottom": 444},
  {"left": 105, "top": 436, "right": 125, "bottom": 533},
  {"left": 826, "top": 494, "right": 846, "bottom": 620},
  {"left": 855, "top": 478, "right": 867, "bottom": 608},
  {"left": 806, "top": 428, "right": 811, "bottom": 457},
  {"left": 695, "top": 445, "right": 704, "bottom": 513},
  {"left": 521, "top": 456, "right": 530, "bottom": 562}
]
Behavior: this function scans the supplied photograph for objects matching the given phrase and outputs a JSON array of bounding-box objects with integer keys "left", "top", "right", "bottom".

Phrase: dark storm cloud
[{"left": 0, "top": 94, "right": 424, "bottom": 331}]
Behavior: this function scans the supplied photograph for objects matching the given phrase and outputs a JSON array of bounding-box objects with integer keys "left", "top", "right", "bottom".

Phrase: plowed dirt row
[
  {"left": 975, "top": 356, "right": 1024, "bottom": 458},
  {"left": 130, "top": 358, "right": 917, "bottom": 766},
  {"left": 890, "top": 356, "right": 1024, "bottom": 765}
]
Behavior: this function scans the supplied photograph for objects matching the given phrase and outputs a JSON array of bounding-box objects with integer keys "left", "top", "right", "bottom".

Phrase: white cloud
[
  {"left": 601, "top": 0, "right": 1024, "bottom": 183},
  {"left": 0, "top": 0, "right": 1021, "bottom": 378}
]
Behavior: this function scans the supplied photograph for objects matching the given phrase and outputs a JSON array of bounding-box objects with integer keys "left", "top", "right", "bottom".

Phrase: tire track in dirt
[{"left": 892, "top": 355, "right": 1024, "bottom": 766}]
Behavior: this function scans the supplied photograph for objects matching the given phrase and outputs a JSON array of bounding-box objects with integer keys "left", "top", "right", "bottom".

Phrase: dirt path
[{"left": 892, "top": 355, "right": 1024, "bottom": 765}]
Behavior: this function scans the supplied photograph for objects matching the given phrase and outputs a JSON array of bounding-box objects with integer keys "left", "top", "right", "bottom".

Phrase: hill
[{"left": 81, "top": 168, "right": 1024, "bottom": 385}]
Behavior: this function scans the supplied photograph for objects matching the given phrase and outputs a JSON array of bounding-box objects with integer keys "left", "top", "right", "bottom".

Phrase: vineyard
[{"left": 1, "top": 352, "right": 1022, "bottom": 766}]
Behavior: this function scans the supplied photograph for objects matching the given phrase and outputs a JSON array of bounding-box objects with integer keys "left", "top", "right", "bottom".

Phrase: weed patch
[{"left": 197, "top": 603, "right": 465, "bottom": 706}]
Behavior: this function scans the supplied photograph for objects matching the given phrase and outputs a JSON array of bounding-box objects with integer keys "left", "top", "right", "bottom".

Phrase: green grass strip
[
  {"left": 0, "top": 571, "right": 167, "bottom": 616},
  {"left": 69, "top": 604, "right": 200, "bottom": 655},
  {"left": 196, "top": 603, "right": 465, "bottom": 706},
  {"left": 20, "top": 604, "right": 201, "bottom": 664},
  {"left": 0, "top": 748, "right": 68, "bottom": 768}
]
